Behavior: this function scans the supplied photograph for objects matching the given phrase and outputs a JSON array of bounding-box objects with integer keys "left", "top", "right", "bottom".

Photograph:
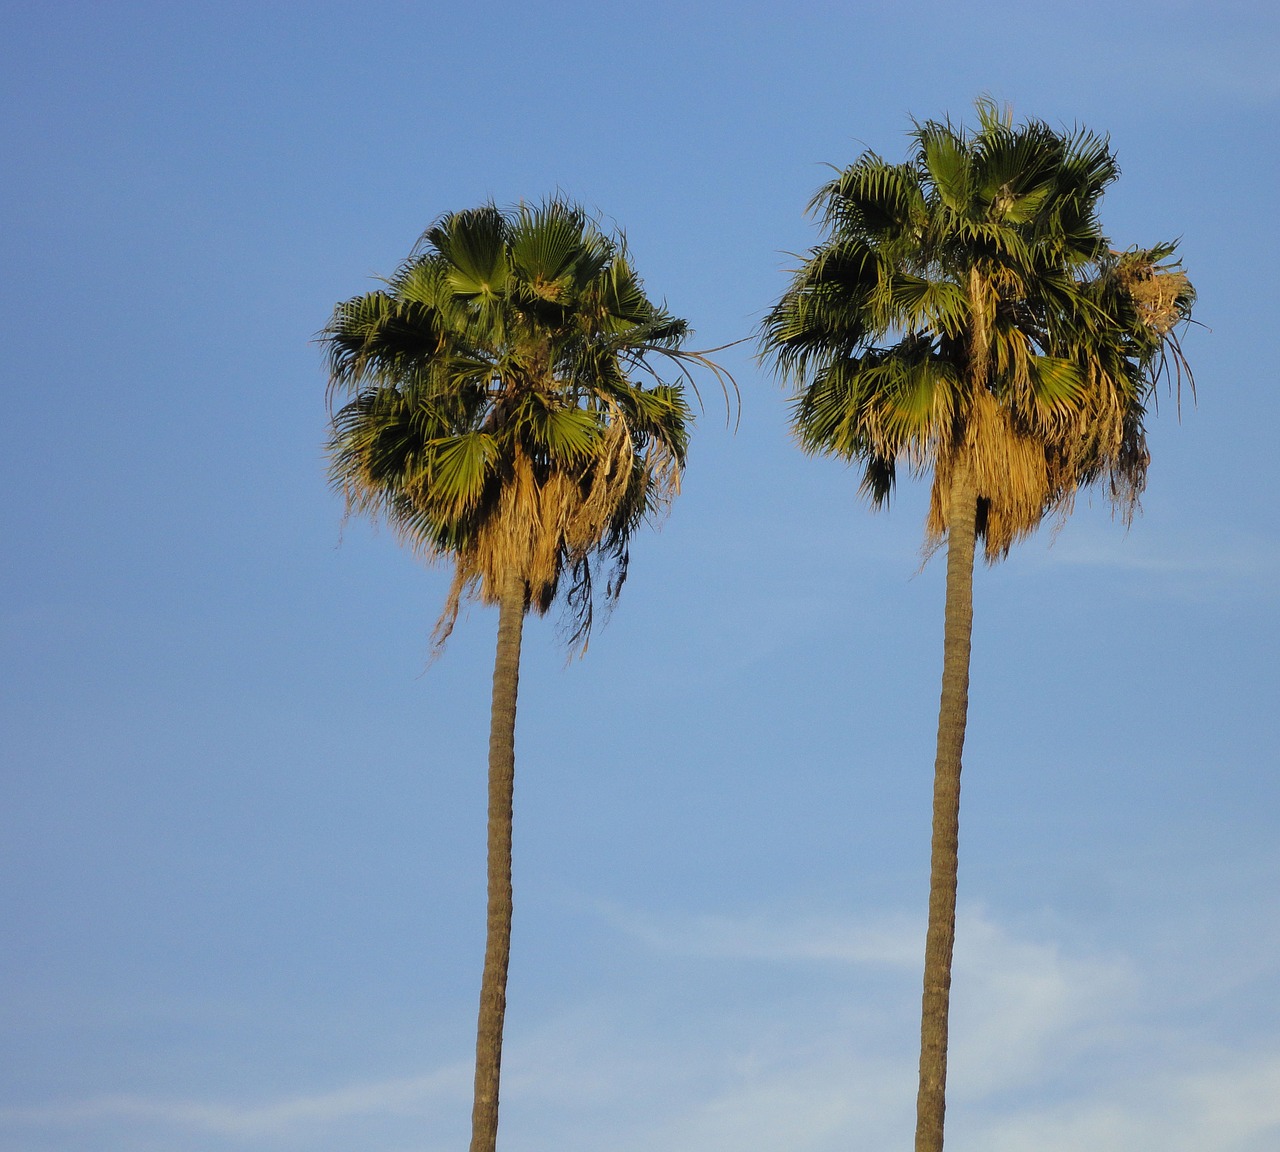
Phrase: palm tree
[
  {"left": 322, "top": 200, "right": 728, "bottom": 1152},
  {"left": 761, "top": 102, "right": 1194, "bottom": 1152}
]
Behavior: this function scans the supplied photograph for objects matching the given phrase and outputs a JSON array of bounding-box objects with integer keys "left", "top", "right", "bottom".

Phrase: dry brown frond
[
  {"left": 1045, "top": 359, "right": 1149, "bottom": 524},
  {"left": 924, "top": 358, "right": 1153, "bottom": 562},
  {"left": 430, "top": 563, "right": 479, "bottom": 654},
  {"left": 568, "top": 412, "right": 635, "bottom": 553},
  {"left": 927, "top": 390, "right": 1051, "bottom": 559},
  {"left": 428, "top": 405, "right": 678, "bottom": 648},
  {"left": 1116, "top": 261, "right": 1190, "bottom": 336}
]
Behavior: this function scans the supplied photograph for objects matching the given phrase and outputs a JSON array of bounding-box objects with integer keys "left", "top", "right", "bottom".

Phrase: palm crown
[
  {"left": 325, "top": 200, "right": 708, "bottom": 646},
  {"left": 763, "top": 100, "right": 1194, "bottom": 557}
]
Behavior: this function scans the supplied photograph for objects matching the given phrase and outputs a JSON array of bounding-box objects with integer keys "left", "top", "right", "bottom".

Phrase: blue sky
[{"left": 2, "top": 2, "right": 1278, "bottom": 1150}]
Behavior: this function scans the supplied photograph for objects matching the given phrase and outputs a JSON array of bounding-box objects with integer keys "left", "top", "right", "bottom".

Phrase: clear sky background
[{"left": 2, "top": 2, "right": 1277, "bottom": 1150}]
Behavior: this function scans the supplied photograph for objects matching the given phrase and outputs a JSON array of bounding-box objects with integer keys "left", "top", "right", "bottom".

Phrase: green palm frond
[
  {"left": 886, "top": 273, "right": 969, "bottom": 338},
  {"left": 818, "top": 157, "right": 924, "bottom": 243},
  {"left": 593, "top": 254, "right": 669, "bottom": 332},
  {"left": 425, "top": 431, "right": 498, "bottom": 518},
  {"left": 324, "top": 292, "right": 449, "bottom": 395},
  {"left": 1025, "top": 354, "right": 1087, "bottom": 417},
  {"left": 515, "top": 395, "right": 602, "bottom": 466},
  {"left": 918, "top": 122, "right": 974, "bottom": 216},
  {"left": 423, "top": 205, "right": 511, "bottom": 300},
  {"left": 508, "top": 200, "right": 610, "bottom": 294}
]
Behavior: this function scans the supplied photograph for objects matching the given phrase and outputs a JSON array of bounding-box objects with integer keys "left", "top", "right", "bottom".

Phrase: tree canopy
[
  {"left": 325, "top": 199, "right": 724, "bottom": 648},
  {"left": 763, "top": 99, "right": 1194, "bottom": 558}
]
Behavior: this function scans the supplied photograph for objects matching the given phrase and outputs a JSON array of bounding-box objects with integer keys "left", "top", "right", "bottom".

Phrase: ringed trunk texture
[
  {"left": 914, "top": 461, "right": 978, "bottom": 1152},
  {"left": 469, "top": 568, "right": 526, "bottom": 1152}
]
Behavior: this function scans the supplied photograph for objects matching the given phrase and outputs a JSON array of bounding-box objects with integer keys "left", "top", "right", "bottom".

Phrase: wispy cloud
[
  {"left": 0, "top": 1064, "right": 468, "bottom": 1139},
  {"left": 597, "top": 902, "right": 1135, "bottom": 1093},
  {"left": 965, "top": 1053, "right": 1280, "bottom": 1152},
  {"left": 4, "top": 906, "right": 1277, "bottom": 1152},
  {"left": 1009, "top": 522, "right": 1280, "bottom": 595},
  {"left": 946, "top": 911, "right": 1136, "bottom": 1098},
  {"left": 594, "top": 901, "right": 923, "bottom": 966}
]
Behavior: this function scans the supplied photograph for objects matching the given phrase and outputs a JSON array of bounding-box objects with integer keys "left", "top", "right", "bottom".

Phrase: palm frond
[{"left": 422, "top": 205, "right": 511, "bottom": 299}]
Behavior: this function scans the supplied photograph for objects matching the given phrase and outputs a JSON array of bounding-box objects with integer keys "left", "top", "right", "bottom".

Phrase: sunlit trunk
[
  {"left": 914, "top": 460, "right": 977, "bottom": 1152},
  {"left": 469, "top": 568, "right": 525, "bottom": 1152}
]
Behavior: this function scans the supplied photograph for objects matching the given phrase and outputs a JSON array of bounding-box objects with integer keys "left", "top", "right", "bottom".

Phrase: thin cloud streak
[
  {"left": 4, "top": 907, "right": 1276, "bottom": 1151},
  {"left": 0, "top": 1065, "right": 469, "bottom": 1138},
  {"left": 1011, "top": 523, "right": 1280, "bottom": 591},
  {"left": 967, "top": 1054, "right": 1280, "bottom": 1152},
  {"left": 593, "top": 902, "right": 924, "bottom": 966}
]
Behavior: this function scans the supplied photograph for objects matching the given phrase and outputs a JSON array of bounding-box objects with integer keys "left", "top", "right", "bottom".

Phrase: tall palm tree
[
  {"left": 322, "top": 200, "right": 727, "bottom": 1152},
  {"left": 761, "top": 103, "right": 1194, "bottom": 1152}
]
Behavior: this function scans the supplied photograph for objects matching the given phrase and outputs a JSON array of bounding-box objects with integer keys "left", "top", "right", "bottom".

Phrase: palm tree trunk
[
  {"left": 914, "top": 460, "right": 978, "bottom": 1152},
  {"left": 469, "top": 568, "right": 525, "bottom": 1152}
]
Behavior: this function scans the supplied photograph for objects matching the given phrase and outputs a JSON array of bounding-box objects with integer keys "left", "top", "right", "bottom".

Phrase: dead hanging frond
[
  {"left": 470, "top": 450, "right": 568, "bottom": 615},
  {"left": 430, "top": 562, "right": 482, "bottom": 656},
  {"left": 1115, "top": 257, "right": 1190, "bottom": 337},
  {"left": 1044, "top": 359, "right": 1149, "bottom": 526},
  {"left": 926, "top": 389, "right": 1050, "bottom": 560},
  {"left": 422, "top": 400, "right": 678, "bottom": 657},
  {"left": 566, "top": 408, "right": 637, "bottom": 553},
  {"left": 1109, "top": 248, "right": 1197, "bottom": 416}
]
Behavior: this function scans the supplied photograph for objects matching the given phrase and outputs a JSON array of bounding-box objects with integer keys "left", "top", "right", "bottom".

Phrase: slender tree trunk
[
  {"left": 469, "top": 569, "right": 525, "bottom": 1152},
  {"left": 914, "top": 461, "right": 978, "bottom": 1152}
]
